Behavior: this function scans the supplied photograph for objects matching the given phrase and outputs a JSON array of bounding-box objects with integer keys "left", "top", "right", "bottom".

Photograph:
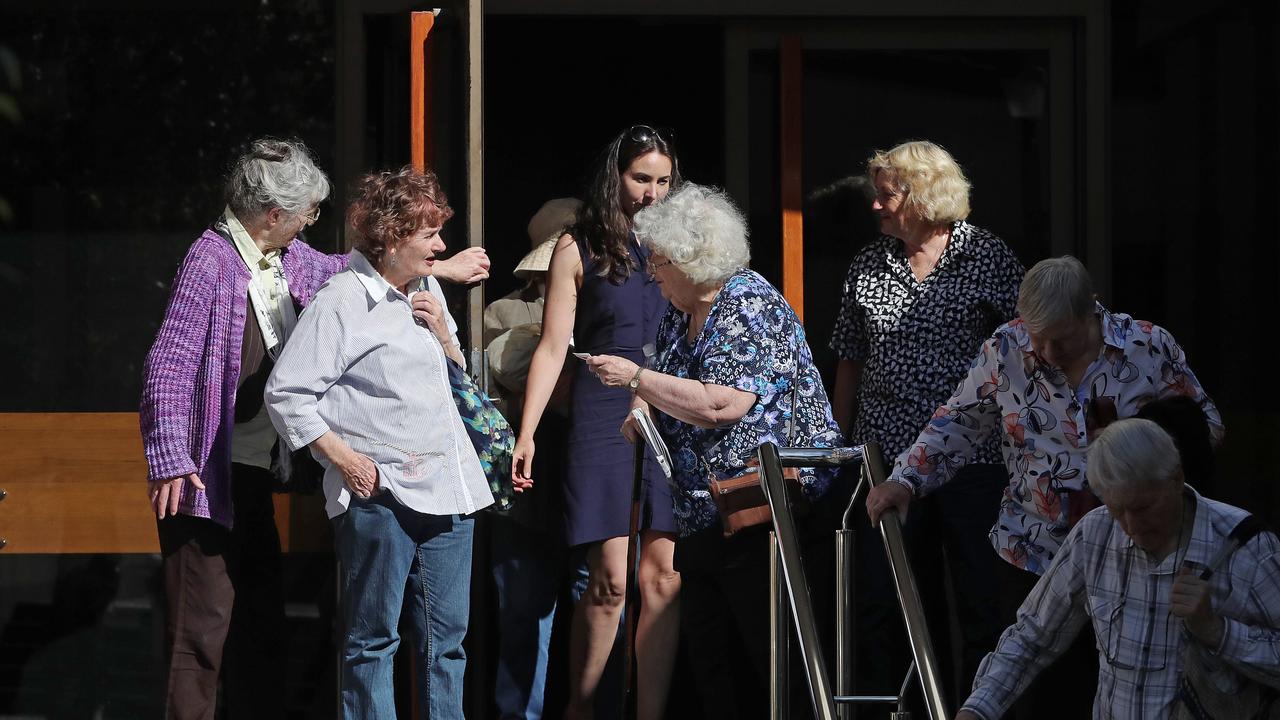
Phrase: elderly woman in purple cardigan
[
  {"left": 138, "top": 137, "right": 344, "bottom": 719},
  {"left": 140, "top": 138, "right": 485, "bottom": 718}
]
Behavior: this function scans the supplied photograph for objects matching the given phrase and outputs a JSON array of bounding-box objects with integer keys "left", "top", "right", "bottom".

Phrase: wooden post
[
  {"left": 410, "top": 11, "right": 436, "bottom": 171},
  {"left": 465, "top": 0, "right": 485, "bottom": 361},
  {"left": 780, "top": 34, "right": 804, "bottom": 323}
]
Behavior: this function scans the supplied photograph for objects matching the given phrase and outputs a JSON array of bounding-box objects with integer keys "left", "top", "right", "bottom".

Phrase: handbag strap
[{"left": 784, "top": 316, "right": 800, "bottom": 446}]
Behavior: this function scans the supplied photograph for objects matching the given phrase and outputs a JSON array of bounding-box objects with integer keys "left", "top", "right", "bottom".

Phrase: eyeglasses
[
  {"left": 299, "top": 206, "right": 321, "bottom": 225},
  {"left": 625, "top": 124, "right": 675, "bottom": 146},
  {"left": 1101, "top": 551, "right": 1179, "bottom": 671},
  {"left": 646, "top": 258, "right": 674, "bottom": 277}
]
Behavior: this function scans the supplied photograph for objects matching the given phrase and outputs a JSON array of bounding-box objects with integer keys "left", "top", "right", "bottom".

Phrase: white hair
[
  {"left": 1087, "top": 418, "right": 1183, "bottom": 495},
  {"left": 632, "top": 183, "right": 750, "bottom": 286},
  {"left": 1017, "top": 255, "right": 1096, "bottom": 333},
  {"left": 225, "top": 137, "right": 330, "bottom": 219}
]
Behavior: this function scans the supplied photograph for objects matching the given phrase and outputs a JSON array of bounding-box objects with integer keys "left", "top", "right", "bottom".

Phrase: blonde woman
[{"left": 829, "top": 140, "right": 1025, "bottom": 707}]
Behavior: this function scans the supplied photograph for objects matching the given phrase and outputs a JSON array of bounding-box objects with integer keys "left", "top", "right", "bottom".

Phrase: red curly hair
[{"left": 347, "top": 166, "right": 454, "bottom": 267}]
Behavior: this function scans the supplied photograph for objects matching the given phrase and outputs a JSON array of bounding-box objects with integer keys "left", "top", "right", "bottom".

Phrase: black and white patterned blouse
[{"left": 829, "top": 220, "right": 1024, "bottom": 462}]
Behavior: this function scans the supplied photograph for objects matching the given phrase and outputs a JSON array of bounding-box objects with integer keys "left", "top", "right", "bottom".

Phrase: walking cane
[
  {"left": 621, "top": 437, "right": 644, "bottom": 720},
  {"left": 622, "top": 408, "right": 674, "bottom": 720}
]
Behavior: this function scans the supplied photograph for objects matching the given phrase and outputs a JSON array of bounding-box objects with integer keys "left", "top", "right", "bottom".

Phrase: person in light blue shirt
[{"left": 266, "top": 166, "right": 493, "bottom": 718}]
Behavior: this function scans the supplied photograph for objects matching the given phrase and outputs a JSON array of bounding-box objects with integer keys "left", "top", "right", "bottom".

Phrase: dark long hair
[{"left": 570, "top": 125, "right": 681, "bottom": 283}]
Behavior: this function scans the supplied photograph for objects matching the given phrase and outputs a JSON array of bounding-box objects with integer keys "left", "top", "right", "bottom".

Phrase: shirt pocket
[{"left": 1087, "top": 596, "right": 1124, "bottom": 662}]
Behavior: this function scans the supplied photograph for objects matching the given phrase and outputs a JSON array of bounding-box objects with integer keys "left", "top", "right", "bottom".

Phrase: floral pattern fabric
[
  {"left": 829, "top": 220, "right": 1024, "bottom": 460},
  {"left": 890, "top": 303, "right": 1224, "bottom": 574},
  {"left": 651, "top": 269, "right": 844, "bottom": 536}
]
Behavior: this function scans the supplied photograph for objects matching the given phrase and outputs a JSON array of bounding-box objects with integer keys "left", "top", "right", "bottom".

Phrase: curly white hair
[{"left": 632, "top": 183, "right": 750, "bottom": 286}]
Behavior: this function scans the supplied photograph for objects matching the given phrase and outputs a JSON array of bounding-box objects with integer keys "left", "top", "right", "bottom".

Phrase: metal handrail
[
  {"left": 759, "top": 441, "right": 950, "bottom": 720},
  {"left": 860, "top": 444, "right": 949, "bottom": 720},
  {"left": 759, "top": 442, "right": 839, "bottom": 720}
]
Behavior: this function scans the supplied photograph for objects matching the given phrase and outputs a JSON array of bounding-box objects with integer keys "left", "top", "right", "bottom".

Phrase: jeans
[
  {"left": 490, "top": 515, "right": 567, "bottom": 719},
  {"left": 334, "top": 493, "right": 474, "bottom": 719}
]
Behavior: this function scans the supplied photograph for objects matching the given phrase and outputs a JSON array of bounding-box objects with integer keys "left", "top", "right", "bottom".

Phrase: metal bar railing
[
  {"left": 758, "top": 441, "right": 950, "bottom": 720},
  {"left": 770, "top": 533, "right": 790, "bottom": 720},
  {"left": 835, "top": 462, "right": 872, "bottom": 720},
  {"left": 759, "top": 442, "right": 839, "bottom": 720},
  {"left": 860, "top": 444, "right": 948, "bottom": 720}
]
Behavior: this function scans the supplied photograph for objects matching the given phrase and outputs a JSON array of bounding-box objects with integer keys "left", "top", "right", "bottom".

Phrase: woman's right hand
[
  {"left": 336, "top": 450, "right": 379, "bottom": 498},
  {"left": 148, "top": 473, "right": 205, "bottom": 520},
  {"left": 310, "top": 431, "right": 378, "bottom": 498},
  {"left": 512, "top": 434, "right": 535, "bottom": 490}
]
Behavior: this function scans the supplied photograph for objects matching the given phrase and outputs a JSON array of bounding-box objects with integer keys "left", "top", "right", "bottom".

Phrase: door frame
[{"left": 722, "top": 3, "right": 1110, "bottom": 295}]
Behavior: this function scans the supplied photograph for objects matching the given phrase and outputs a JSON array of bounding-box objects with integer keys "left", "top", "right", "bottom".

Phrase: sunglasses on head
[{"left": 625, "top": 124, "right": 676, "bottom": 146}]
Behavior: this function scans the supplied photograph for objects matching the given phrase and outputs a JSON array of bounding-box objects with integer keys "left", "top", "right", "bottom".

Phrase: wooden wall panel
[
  {"left": 0, "top": 413, "right": 330, "bottom": 554},
  {"left": 0, "top": 413, "right": 155, "bottom": 553}
]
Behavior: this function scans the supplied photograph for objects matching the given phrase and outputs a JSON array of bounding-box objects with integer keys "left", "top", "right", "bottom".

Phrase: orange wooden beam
[
  {"left": 780, "top": 34, "right": 804, "bottom": 324},
  {"left": 410, "top": 11, "right": 437, "bottom": 171}
]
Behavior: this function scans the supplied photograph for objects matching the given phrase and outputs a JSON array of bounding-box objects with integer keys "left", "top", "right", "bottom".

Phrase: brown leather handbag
[{"left": 708, "top": 462, "right": 808, "bottom": 537}]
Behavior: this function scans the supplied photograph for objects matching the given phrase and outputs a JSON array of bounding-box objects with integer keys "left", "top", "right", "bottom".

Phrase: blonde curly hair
[{"left": 867, "top": 140, "right": 971, "bottom": 225}]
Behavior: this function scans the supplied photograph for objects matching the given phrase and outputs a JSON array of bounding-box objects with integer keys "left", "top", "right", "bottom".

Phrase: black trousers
[
  {"left": 156, "top": 463, "right": 286, "bottom": 720},
  {"left": 854, "top": 463, "right": 1007, "bottom": 711},
  {"left": 994, "top": 559, "right": 1098, "bottom": 720},
  {"left": 675, "top": 486, "right": 846, "bottom": 720}
]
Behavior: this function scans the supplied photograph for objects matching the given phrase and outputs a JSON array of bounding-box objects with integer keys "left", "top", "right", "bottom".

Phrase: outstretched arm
[{"left": 512, "top": 234, "right": 580, "bottom": 484}]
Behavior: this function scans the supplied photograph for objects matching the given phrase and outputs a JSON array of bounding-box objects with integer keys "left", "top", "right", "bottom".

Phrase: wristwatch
[{"left": 628, "top": 367, "right": 645, "bottom": 390}]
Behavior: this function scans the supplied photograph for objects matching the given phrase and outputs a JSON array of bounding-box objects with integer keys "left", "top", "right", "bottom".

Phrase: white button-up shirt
[{"left": 266, "top": 250, "right": 493, "bottom": 519}]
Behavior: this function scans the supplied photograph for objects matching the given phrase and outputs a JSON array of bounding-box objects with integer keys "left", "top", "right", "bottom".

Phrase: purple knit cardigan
[{"left": 140, "top": 229, "right": 348, "bottom": 528}]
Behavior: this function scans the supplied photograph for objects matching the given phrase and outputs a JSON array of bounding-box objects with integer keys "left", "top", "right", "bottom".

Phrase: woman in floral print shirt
[{"left": 585, "top": 183, "right": 843, "bottom": 718}]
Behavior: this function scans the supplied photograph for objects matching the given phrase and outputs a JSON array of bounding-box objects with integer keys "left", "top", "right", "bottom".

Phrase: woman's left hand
[
  {"left": 621, "top": 395, "right": 651, "bottom": 443},
  {"left": 586, "top": 354, "right": 640, "bottom": 389}
]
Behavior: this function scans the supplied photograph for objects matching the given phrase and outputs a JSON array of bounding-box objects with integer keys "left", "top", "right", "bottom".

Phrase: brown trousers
[{"left": 156, "top": 463, "right": 286, "bottom": 720}]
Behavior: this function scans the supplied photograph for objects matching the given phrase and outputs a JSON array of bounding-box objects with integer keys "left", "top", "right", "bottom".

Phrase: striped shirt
[
  {"left": 963, "top": 488, "right": 1280, "bottom": 720},
  {"left": 265, "top": 250, "right": 493, "bottom": 519}
]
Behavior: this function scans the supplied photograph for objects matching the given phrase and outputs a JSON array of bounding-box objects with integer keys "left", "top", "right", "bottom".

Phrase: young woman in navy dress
[{"left": 514, "top": 125, "right": 681, "bottom": 720}]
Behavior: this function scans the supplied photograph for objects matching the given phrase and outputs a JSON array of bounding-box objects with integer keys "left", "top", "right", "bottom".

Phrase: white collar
[
  {"left": 224, "top": 206, "right": 277, "bottom": 271},
  {"left": 350, "top": 250, "right": 415, "bottom": 303}
]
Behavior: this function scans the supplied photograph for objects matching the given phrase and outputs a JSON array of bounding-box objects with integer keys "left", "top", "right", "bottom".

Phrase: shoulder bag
[{"left": 444, "top": 356, "right": 518, "bottom": 512}]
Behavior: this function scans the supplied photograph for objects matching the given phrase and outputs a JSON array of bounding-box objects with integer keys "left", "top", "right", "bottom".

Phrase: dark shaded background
[{"left": 0, "top": 0, "right": 1276, "bottom": 716}]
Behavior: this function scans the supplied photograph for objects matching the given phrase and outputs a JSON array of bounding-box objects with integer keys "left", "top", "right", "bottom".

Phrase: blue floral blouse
[{"left": 651, "top": 269, "right": 844, "bottom": 536}]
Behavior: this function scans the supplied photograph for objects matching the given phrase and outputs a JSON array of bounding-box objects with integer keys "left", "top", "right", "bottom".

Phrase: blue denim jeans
[
  {"left": 490, "top": 516, "right": 566, "bottom": 719},
  {"left": 334, "top": 493, "right": 474, "bottom": 719},
  {"left": 490, "top": 516, "right": 599, "bottom": 719}
]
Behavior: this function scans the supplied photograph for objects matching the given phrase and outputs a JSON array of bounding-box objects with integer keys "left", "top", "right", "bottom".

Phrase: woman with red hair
[{"left": 266, "top": 166, "right": 495, "bottom": 716}]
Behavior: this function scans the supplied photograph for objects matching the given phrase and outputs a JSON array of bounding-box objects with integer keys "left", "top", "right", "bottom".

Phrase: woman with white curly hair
[{"left": 586, "top": 183, "right": 844, "bottom": 717}]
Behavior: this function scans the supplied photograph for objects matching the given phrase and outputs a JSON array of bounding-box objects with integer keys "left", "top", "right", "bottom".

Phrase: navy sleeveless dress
[{"left": 564, "top": 235, "right": 677, "bottom": 546}]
